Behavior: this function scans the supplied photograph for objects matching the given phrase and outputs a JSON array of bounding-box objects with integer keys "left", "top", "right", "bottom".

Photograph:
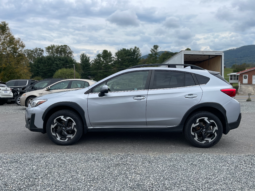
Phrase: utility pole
[{"left": 73, "top": 64, "right": 76, "bottom": 79}]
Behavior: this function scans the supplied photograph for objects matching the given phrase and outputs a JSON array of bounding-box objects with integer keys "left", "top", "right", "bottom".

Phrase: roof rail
[{"left": 129, "top": 64, "right": 205, "bottom": 70}]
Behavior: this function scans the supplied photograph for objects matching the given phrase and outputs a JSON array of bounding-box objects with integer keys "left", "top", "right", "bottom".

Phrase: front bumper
[{"left": 25, "top": 107, "right": 45, "bottom": 133}]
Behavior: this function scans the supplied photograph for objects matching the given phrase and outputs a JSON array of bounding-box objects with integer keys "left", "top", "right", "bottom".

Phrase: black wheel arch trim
[
  {"left": 42, "top": 102, "right": 87, "bottom": 132},
  {"left": 178, "top": 102, "right": 230, "bottom": 134}
]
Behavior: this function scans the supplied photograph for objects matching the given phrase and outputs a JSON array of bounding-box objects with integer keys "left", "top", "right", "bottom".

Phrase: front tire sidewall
[
  {"left": 46, "top": 110, "right": 83, "bottom": 145},
  {"left": 25, "top": 96, "right": 36, "bottom": 107},
  {"left": 184, "top": 111, "right": 223, "bottom": 148}
]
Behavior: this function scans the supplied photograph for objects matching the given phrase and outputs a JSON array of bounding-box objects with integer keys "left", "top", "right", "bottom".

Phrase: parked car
[
  {"left": 16, "top": 79, "right": 62, "bottom": 105},
  {"left": 0, "top": 84, "right": 13, "bottom": 105},
  {"left": 25, "top": 64, "right": 241, "bottom": 148},
  {"left": 5, "top": 79, "right": 37, "bottom": 103},
  {"left": 21, "top": 79, "right": 96, "bottom": 107}
]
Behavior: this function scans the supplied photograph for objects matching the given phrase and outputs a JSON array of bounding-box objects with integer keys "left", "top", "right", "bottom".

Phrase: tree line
[{"left": 0, "top": 21, "right": 180, "bottom": 82}]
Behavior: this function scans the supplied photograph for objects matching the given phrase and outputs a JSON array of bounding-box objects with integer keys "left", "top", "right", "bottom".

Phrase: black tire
[
  {"left": 25, "top": 96, "right": 36, "bottom": 107},
  {"left": 15, "top": 95, "right": 21, "bottom": 106},
  {"left": 0, "top": 100, "right": 5, "bottom": 105},
  {"left": 46, "top": 110, "right": 83, "bottom": 145},
  {"left": 184, "top": 111, "right": 223, "bottom": 148}
]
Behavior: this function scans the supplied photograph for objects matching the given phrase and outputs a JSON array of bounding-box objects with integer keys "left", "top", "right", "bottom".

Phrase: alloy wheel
[
  {"left": 51, "top": 116, "right": 77, "bottom": 142},
  {"left": 190, "top": 117, "right": 218, "bottom": 144}
]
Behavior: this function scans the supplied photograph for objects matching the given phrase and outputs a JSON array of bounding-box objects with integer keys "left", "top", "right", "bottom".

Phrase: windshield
[{"left": 33, "top": 80, "right": 51, "bottom": 90}]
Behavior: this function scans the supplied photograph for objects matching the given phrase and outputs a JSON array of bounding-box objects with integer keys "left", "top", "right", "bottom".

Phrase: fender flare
[
  {"left": 178, "top": 102, "right": 229, "bottom": 134},
  {"left": 42, "top": 102, "right": 87, "bottom": 131}
]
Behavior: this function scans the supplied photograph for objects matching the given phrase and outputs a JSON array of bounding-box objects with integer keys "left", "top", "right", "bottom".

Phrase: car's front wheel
[
  {"left": 46, "top": 110, "right": 83, "bottom": 145},
  {"left": 25, "top": 96, "right": 36, "bottom": 107},
  {"left": 184, "top": 111, "right": 223, "bottom": 148}
]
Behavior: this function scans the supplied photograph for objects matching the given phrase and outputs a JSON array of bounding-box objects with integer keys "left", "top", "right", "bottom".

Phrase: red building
[{"left": 237, "top": 67, "right": 255, "bottom": 84}]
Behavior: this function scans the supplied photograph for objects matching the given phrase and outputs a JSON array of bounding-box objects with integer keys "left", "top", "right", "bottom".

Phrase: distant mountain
[
  {"left": 224, "top": 45, "right": 255, "bottom": 67},
  {"left": 141, "top": 51, "right": 173, "bottom": 59},
  {"left": 141, "top": 45, "right": 255, "bottom": 68}
]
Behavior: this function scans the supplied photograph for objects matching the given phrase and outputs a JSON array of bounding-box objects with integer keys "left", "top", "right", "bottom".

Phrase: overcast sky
[{"left": 1, "top": 0, "right": 255, "bottom": 60}]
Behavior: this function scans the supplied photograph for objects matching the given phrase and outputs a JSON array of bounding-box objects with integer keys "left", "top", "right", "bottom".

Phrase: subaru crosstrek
[{"left": 25, "top": 64, "right": 241, "bottom": 148}]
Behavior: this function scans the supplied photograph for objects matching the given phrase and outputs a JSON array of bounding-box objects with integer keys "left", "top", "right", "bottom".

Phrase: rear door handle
[
  {"left": 185, "top": 94, "right": 197, "bottom": 98},
  {"left": 133, "top": 95, "right": 145, "bottom": 100}
]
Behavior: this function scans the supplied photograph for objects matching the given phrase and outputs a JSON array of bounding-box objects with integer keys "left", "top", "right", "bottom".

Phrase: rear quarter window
[{"left": 195, "top": 74, "right": 210, "bottom": 85}]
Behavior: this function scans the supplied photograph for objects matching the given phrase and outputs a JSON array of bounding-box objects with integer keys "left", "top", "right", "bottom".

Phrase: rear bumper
[{"left": 225, "top": 113, "right": 241, "bottom": 134}]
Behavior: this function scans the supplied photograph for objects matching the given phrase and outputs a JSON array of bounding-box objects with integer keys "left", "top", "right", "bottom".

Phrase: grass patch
[{"left": 224, "top": 68, "right": 233, "bottom": 82}]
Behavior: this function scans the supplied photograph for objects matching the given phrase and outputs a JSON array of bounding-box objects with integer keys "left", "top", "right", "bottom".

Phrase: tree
[
  {"left": 53, "top": 68, "right": 80, "bottom": 79},
  {"left": 45, "top": 45, "right": 73, "bottom": 57},
  {"left": 232, "top": 63, "right": 253, "bottom": 73},
  {"left": 31, "top": 56, "right": 77, "bottom": 78},
  {"left": 89, "top": 50, "right": 114, "bottom": 81},
  {"left": 158, "top": 51, "right": 176, "bottom": 63},
  {"left": 147, "top": 45, "right": 159, "bottom": 64},
  {"left": 185, "top": 48, "right": 191, "bottom": 51},
  {"left": 24, "top": 48, "right": 44, "bottom": 63},
  {"left": 113, "top": 46, "right": 141, "bottom": 70},
  {"left": 80, "top": 53, "right": 91, "bottom": 79},
  {"left": 0, "top": 21, "right": 31, "bottom": 82}
]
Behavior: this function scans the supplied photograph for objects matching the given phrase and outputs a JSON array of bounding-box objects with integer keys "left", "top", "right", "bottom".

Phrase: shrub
[{"left": 53, "top": 68, "right": 80, "bottom": 79}]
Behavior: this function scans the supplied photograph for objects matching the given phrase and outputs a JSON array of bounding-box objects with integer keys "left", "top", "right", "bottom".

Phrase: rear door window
[
  {"left": 151, "top": 71, "right": 185, "bottom": 89},
  {"left": 16, "top": 80, "right": 28, "bottom": 86},
  {"left": 70, "top": 81, "right": 89, "bottom": 88},
  {"left": 185, "top": 73, "right": 196, "bottom": 86}
]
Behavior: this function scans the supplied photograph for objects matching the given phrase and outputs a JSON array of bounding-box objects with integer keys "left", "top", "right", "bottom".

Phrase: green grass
[{"left": 224, "top": 67, "right": 233, "bottom": 82}]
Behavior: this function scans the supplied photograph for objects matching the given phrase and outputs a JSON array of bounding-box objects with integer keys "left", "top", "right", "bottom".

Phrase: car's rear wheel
[
  {"left": 25, "top": 96, "right": 36, "bottom": 107},
  {"left": 184, "top": 111, "right": 223, "bottom": 148},
  {"left": 46, "top": 110, "right": 83, "bottom": 145}
]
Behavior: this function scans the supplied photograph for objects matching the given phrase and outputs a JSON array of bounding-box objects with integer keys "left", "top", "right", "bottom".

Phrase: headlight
[
  {"left": 31, "top": 99, "right": 47, "bottom": 107},
  {"left": 22, "top": 93, "right": 26, "bottom": 97}
]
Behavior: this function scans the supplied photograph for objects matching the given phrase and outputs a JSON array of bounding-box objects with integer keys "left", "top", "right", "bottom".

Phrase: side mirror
[
  {"left": 46, "top": 87, "right": 50, "bottom": 91},
  {"left": 99, "top": 85, "right": 109, "bottom": 97}
]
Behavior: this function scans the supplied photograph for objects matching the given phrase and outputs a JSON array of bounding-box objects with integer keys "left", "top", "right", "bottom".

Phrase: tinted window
[
  {"left": 195, "top": 74, "right": 210, "bottom": 84},
  {"left": 71, "top": 81, "right": 89, "bottom": 88},
  {"left": 6, "top": 81, "right": 15, "bottom": 86},
  {"left": 16, "top": 80, "right": 28, "bottom": 86},
  {"left": 34, "top": 80, "right": 51, "bottom": 90},
  {"left": 151, "top": 71, "right": 185, "bottom": 89},
  {"left": 185, "top": 73, "right": 196, "bottom": 86},
  {"left": 50, "top": 81, "right": 70, "bottom": 90},
  {"left": 92, "top": 71, "right": 149, "bottom": 93}
]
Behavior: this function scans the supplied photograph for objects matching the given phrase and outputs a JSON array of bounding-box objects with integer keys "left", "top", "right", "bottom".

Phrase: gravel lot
[{"left": 0, "top": 98, "right": 255, "bottom": 190}]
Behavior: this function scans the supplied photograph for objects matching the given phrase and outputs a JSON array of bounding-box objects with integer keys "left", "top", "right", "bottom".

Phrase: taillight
[{"left": 221, "top": 88, "right": 236, "bottom": 97}]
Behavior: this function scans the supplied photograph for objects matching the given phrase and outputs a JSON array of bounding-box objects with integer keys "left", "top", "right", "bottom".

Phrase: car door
[
  {"left": 146, "top": 70, "right": 203, "bottom": 128},
  {"left": 87, "top": 70, "right": 150, "bottom": 128}
]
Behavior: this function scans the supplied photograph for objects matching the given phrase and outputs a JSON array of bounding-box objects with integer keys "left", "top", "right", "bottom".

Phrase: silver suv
[{"left": 25, "top": 64, "right": 241, "bottom": 148}]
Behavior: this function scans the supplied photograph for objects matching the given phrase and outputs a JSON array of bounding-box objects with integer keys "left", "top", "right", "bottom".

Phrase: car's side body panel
[
  {"left": 87, "top": 90, "right": 148, "bottom": 128},
  {"left": 146, "top": 85, "right": 203, "bottom": 127}
]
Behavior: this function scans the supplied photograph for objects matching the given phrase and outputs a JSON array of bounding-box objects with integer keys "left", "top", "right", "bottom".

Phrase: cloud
[
  {"left": 0, "top": 0, "right": 255, "bottom": 59},
  {"left": 163, "top": 17, "right": 180, "bottom": 28},
  {"left": 107, "top": 10, "right": 140, "bottom": 27},
  {"left": 175, "top": 28, "right": 193, "bottom": 40}
]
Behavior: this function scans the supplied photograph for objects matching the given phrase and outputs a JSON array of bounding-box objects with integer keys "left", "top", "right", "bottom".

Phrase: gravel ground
[
  {"left": 0, "top": 153, "right": 255, "bottom": 190},
  {"left": 0, "top": 101, "right": 255, "bottom": 190}
]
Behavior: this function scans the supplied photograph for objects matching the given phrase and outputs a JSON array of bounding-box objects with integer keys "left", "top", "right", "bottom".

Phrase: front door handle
[
  {"left": 133, "top": 96, "right": 145, "bottom": 100},
  {"left": 185, "top": 94, "right": 197, "bottom": 98}
]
